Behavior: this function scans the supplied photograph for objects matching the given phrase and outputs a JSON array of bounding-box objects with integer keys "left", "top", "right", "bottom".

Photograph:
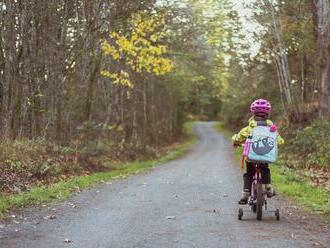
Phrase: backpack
[{"left": 244, "top": 121, "right": 278, "bottom": 163}]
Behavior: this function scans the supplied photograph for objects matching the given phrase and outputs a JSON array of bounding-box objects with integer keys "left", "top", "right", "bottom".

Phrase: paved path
[{"left": 0, "top": 122, "right": 329, "bottom": 248}]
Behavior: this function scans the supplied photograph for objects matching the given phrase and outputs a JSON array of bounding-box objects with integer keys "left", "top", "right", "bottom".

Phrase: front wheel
[{"left": 256, "top": 183, "right": 264, "bottom": 221}]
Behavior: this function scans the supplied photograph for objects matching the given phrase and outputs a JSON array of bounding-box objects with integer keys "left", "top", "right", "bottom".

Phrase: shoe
[
  {"left": 266, "top": 184, "right": 276, "bottom": 198},
  {"left": 238, "top": 191, "right": 250, "bottom": 205}
]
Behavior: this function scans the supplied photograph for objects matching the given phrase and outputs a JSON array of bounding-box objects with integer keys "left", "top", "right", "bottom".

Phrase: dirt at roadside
[{"left": 272, "top": 195, "right": 330, "bottom": 246}]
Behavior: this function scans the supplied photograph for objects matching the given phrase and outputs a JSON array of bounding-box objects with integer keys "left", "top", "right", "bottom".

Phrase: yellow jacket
[{"left": 232, "top": 118, "right": 284, "bottom": 146}]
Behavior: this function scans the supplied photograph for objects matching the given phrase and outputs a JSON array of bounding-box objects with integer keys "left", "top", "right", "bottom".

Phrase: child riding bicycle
[{"left": 232, "top": 99, "right": 284, "bottom": 205}]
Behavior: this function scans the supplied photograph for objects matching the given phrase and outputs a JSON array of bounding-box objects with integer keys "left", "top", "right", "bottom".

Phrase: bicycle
[{"left": 238, "top": 162, "right": 280, "bottom": 221}]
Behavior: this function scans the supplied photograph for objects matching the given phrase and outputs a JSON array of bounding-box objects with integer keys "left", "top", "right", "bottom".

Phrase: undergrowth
[{"left": 0, "top": 122, "right": 197, "bottom": 219}]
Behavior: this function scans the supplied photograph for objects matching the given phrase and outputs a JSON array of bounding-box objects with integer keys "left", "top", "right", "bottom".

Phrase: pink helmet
[{"left": 250, "top": 99, "right": 272, "bottom": 114}]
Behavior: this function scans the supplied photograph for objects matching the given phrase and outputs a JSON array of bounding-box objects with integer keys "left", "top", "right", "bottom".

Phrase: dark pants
[{"left": 243, "top": 161, "right": 271, "bottom": 192}]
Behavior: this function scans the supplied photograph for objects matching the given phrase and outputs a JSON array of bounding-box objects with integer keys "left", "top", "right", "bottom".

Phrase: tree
[{"left": 316, "top": 0, "right": 330, "bottom": 118}]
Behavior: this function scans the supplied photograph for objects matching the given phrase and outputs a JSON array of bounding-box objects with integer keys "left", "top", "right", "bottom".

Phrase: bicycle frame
[
  {"left": 249, "top": 163, "right": 267, "bottom": 210},
  {"left": 250, "top": 164, "right": 260, "bottom": 197}
]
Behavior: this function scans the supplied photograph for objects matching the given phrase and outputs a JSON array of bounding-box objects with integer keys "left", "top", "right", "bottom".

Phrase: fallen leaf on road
[
  {"left": 64, "top": 238, "right": 72, "bottom": 243},
  {"left": 223, "top": 194, "right": 228, "bottom": 197},
  {"left": 290, "top": 233, "right": 298, "bottom": 239},
  {"left": 166, "top": 216, "right": 176, "bottom": 220},
  {"left": 44, "top": 215, "right": 56, "bottom": 220},
  {"left": 205, "top": 209, "right": 218, "bottom": 213}
]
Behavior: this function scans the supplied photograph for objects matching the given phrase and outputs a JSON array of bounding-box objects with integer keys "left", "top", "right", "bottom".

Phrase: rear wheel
[
  {"left": 256, "top": 183, "right": 264, "bottom": 221},
  {"left": 238, "top": 208, "right": 243, "bottom": 220},
  {"left": 252, "top": 203, "right": 257, "bottom": 213}
]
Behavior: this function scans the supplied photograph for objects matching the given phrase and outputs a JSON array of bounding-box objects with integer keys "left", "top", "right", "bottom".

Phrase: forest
[{"left": 0, "top": 0, "right": 329, "bottom": 211}]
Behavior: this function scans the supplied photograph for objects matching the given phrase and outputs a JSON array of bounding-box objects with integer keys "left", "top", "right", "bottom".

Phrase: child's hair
[{"left": 253, "top": 112, "right": 268, "bottom": 121}]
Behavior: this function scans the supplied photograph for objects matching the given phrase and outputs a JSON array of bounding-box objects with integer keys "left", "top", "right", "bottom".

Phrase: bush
[
  {"left": 0, "top": 140, "right": 88, "bottom": 193},
  {"left": 283, "top": 119, "right": 330, "bottom": 169},
  {"left": 221, "top": 98, "right": 251, "bottom": 130}
]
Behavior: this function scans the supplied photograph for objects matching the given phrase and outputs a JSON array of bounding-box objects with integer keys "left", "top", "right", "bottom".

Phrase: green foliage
[
  {"left": 215, "top": 122, "right": 235, "bottom": 138},
  {"left": 159, "top": 0, "right": 231, "bottom": 120},
  {"left": 221, "top": 98, "right": 251, "bottom": 129},
  {"left": 220, "top": 62, "right": 282, "bottom": 129},
  {"left": 283, "top": 119, "right": 330, "bottom": 169}
]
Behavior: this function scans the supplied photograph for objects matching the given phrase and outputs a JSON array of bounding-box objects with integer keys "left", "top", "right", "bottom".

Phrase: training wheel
[{"left": 275, "top": 209, "right": 280, "bottom": 221}]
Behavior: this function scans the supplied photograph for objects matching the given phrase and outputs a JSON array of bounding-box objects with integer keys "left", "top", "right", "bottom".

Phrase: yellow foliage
[
  {"left": 101, "top": 13, "right": 174, "bottom": 87},
  {"left": 101, "top": 41, "right": 121, "bottom": 60},
  {"left": 101, "top": 70, "right": 133, "bottom": 88}
]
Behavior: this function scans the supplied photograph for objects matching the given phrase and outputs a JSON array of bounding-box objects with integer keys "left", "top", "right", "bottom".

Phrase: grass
[
  {"left": 215, "top": 122, "right": 330, "bottom": 215},
  {"left": 271, "top": 165, "right": 330, "bottom": 214},
  {"left": 0, "top": 122, "right": 197, "bottom": 219}
]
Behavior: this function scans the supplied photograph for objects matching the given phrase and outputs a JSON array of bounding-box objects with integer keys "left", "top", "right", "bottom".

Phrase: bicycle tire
[
  {"left": 252, "top": 203, "right": 257, "bottom": 213},
  {"left": 256, "top": 183, "right": 263, "bottom": 220},
  {"left": 238, "top": 208, "right": 243, "bottom": 220}
]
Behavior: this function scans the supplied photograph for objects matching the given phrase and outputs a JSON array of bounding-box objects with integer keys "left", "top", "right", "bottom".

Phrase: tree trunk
[
  {"left": 268, "top": 0, "right": 299, "bottom": 119},
  {"left": 316, "top": 0, "right": 330, "bottom": 118}
]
